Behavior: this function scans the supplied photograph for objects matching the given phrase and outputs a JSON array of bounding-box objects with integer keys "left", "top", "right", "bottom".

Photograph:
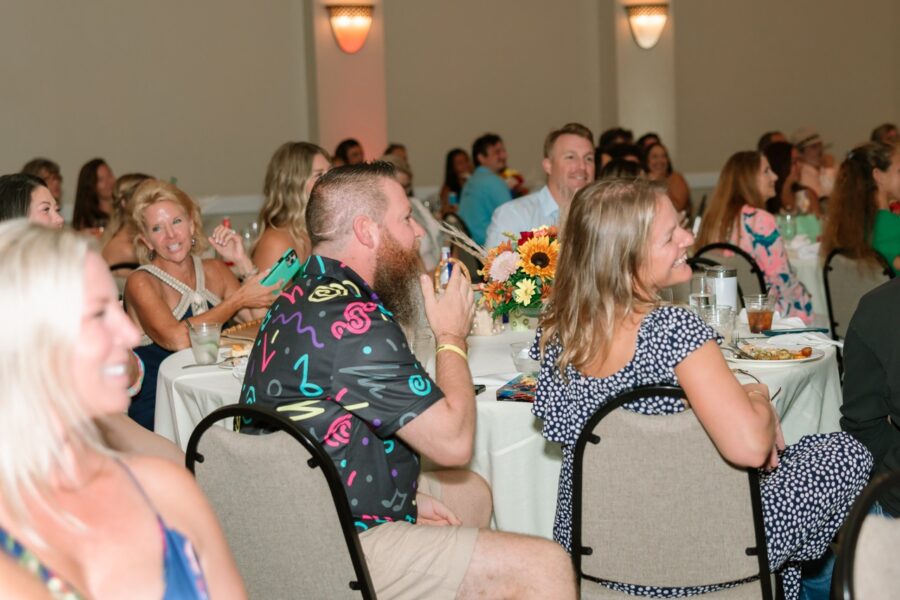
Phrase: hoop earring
[{"left": 148, "top": 248, "right": 156, "bottom": 261}]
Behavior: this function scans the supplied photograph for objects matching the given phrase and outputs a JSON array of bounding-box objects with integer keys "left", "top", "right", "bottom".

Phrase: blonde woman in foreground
[
  {"left": 0, "top": 221, "right": 245, "bottom": 598},
  {"left": 532, "top": 178, "right": 871, "bottom": 599}
]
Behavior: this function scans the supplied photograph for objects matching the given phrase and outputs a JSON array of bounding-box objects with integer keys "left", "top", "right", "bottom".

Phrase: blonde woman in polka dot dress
[{"left": 532, "top": 178, "right": 872, "bottom": 599}]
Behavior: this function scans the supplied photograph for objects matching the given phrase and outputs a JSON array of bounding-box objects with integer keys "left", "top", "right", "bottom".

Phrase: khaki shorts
[{"left": 357, "top": 472, "right": 479, "bottom": 600}]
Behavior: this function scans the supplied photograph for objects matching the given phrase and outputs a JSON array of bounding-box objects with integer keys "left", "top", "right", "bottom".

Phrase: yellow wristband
[{"left": 436, "top": 343, "right": 468, "bottom": 361}]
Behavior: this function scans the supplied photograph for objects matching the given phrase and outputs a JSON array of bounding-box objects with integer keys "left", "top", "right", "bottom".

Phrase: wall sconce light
[
  {"left": 625, "top": 3, "right": 669, "bottom": 49},
  {"left": 326, "top": 4, "right": 374, "bottom": 54}
]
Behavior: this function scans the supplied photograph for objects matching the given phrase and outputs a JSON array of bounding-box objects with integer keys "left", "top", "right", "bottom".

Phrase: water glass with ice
[{"left": 189, "top": 322, "right": 222, "bottom": 365}]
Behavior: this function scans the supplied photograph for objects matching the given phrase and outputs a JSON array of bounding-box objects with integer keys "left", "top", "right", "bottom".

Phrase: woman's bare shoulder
[{"left": 253, "top": 228, "right": 306, "bottom": 268}]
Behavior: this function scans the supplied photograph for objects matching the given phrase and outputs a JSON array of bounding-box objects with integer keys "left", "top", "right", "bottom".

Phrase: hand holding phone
[{"left": 261, "top": 249, "right": 301, "bottom": 289}]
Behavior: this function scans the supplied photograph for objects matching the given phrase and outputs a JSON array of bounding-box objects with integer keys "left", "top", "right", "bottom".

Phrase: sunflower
[{"left": 517, "top": 235, "right": 558, "bottom": 279}]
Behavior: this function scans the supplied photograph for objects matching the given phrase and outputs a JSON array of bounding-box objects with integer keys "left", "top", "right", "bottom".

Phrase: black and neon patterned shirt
[{"left": 239, "top": 255, "right": 443, "bottom": 531}]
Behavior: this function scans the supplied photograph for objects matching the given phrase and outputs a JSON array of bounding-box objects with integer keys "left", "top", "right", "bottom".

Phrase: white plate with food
[{"left": 724, "top": 344, "right": 824, "bottom": 366}]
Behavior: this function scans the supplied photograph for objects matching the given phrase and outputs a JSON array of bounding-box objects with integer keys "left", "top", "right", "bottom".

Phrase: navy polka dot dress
[{"left": 530, "top": 306, "right": 872, "bottom": 599}]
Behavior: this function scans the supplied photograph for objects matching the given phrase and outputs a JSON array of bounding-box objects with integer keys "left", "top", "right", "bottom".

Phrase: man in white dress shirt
[{"left": 485, "top": 123, "right": 595, "bottom": 247}]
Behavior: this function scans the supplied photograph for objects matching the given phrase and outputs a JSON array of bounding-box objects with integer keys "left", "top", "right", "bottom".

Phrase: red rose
[{"left": 518, "top": 231, "right": 535, "bottom": 246}]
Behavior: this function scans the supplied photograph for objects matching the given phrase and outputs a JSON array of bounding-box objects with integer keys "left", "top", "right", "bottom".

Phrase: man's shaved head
[{"left": 306, "top": 161, "right": 397, "bottom": 248}]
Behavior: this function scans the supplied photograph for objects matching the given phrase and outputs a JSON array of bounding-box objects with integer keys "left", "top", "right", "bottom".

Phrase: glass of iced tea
[{"left": 743, "top": 294, "right": 775, "bottom": 333}]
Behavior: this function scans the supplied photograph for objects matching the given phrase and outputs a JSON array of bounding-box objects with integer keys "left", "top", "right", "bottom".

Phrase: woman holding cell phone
[{"left": 124, "top": 179, "right": 278, "bottom": 430}]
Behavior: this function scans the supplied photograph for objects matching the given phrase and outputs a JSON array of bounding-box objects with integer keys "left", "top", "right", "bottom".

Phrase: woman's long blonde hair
[
  {"left": 694, "top": 151, "right": 764, "bottom": 249},
  {"left": 0, "top": 221, "right": 107, "bottom": 540},
  {"left": 256, "top": 142, "right": 330, "bottom": 250},
  {"left": 540, "top": 178, "right": 663, "bottom": 373}
]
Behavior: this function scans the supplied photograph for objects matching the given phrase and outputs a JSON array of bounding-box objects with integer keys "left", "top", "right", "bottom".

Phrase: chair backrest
[
  {"left": 109, "top": 262, "right": 140, "bottom": 300},
  {"left": 572, "top": 386, "right": 772, "bottom": 599},
  {"left": 694, "top": 242, "right": 767, "bottom": 298},
  {"left": 185, "top": 405, "right": 375, "bottom": 600},
  {"left": 836, "top": 469, "right": 900, "bottom": 600},
  {"left": 823, "top": 248, "right": 894, "bottom": 341},
  {"left": 441, "top": 213, "right": 483, "bottom": 282}
]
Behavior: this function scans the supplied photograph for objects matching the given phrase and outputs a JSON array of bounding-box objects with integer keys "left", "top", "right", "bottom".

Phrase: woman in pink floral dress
[{"left": 695, "top": 151, "right": 813, "bottom": 323}]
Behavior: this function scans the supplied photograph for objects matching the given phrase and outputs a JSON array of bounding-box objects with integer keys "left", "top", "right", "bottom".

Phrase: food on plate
[
  {"left": 230, "top": 342, "right": 252, "bottom": 358},
  {"left": 739, "top": 344, "right": 813, "bottom": 361}
]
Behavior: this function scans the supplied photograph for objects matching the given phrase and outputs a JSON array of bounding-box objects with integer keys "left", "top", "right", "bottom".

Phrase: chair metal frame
[
  {"left": 570, "top": 385, "right": 774, "bottom": 600},
  {"left": 694, "top": 242, "right": 768, "bottom": 297},
  {"left": 185, "top": 404, "right": 376, "bottom": 599},
  {"left": 835, "top": 469, "right": 900, "bottom": 600},
  {"left": 822, "top": 248, "right": 894, "bottom": 342}
]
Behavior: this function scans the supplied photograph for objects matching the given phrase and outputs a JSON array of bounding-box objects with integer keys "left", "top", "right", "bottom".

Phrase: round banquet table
[{"left": 155, "top": 329, "right": 843, "bottom": 539}]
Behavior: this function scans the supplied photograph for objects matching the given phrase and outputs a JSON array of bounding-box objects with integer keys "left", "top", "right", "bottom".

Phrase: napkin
[
  {"left": 786, "top": 236, "right": 820, "bottom": 261},
  {"left": 787, "top": 235, "right": 812, "bottom": 249},
  {"left": 761, "top": 332, "right": 842, "bottom": 349}
]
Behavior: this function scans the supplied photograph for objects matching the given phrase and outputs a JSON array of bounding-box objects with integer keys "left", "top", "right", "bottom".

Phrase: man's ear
[
  {"left": 352, "top": 215, "right": 378, "bottom": 249},
  {"left": 542, "top": 157, "right": 552, "bottom": 178}
]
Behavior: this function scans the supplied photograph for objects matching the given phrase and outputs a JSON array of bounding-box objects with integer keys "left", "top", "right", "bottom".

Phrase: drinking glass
[
  {"left": 188, "top": 322, "right": 222, "bottom": 365},
  {"left": 509, "top": 342, "right": 540, "bottom": 375},
  {"left": 699, "top": 305, "right": 736, "bottom": 345},
  {"left": 688, "top": 274, "right": 715, "bottom": 313},
  {"left": 781, "top": 212, "right": 797, "bottom": 241},
  {"left": 743, "top": 294, "right": 776, "bottom": 333}
]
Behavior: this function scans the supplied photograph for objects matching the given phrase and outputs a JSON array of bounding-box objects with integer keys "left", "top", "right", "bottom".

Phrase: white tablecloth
[
  {"left": 155, "top": 329, "right": 842, "bottom": 539},
  {"left": 789, "top": 251, "right": 830, "bottom": 330}
]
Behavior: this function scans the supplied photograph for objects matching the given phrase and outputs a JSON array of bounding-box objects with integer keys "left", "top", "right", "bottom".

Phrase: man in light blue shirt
[
  {"left": 485, "top": 123, "right": 595, "bottom": 248},
  {"left": 457, "top": 133, "right": 512, "bottom": 246}
]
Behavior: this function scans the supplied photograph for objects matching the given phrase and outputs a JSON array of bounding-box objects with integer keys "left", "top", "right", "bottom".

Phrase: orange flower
[
  {"left": 541, "top": 283, "right": 552, "bottom": 301},
  {"left": 482, "top": 280, "right": 512, "bottom": 308}
]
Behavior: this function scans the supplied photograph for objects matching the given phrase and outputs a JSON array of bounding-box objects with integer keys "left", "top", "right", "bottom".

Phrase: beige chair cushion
[
  {"left": 852, "top": 515, "right": 900, "bottom": 600},
  {"left": 578, "top": 407, "right": 765, "bottom": 592},
  {"left": 825, "top": 253, "right": 892, "bottom": 339},
  {"left": 194, "top": 427, "right": 367, "bottom": 599}
]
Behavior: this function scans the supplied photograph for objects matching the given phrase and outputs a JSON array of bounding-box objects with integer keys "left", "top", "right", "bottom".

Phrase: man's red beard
[{"left": 372, "top": 229, "right": 421, "bottom": 328}]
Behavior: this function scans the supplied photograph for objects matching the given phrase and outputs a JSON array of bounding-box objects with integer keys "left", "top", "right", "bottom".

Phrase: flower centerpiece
[{"left": 480, "top": 226, "right": 558, "bottom": 329}]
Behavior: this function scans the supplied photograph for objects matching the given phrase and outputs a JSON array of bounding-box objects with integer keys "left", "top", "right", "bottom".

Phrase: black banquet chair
[
  {"left": 185, "top": 404, "right": 376, "bottom": 599},
  {"left": 834, "top": 469, "right": 900, "bottom": 600},
  {"left": 822, "top": 248, "right": 894, "bottom": 342},
  {"left": 572, "top": 385, "right": 776, "bottom": 599},
  {"left": 694, "top": 242, "right": 767, "bottom": 298}
]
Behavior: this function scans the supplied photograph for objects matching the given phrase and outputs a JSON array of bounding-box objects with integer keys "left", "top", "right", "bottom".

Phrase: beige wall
[
  {"left": 382, "top": 0, "right": 605, "bottom": 189},
  {"left": 311, "top": 0, "right": 388, "bottom": 161},
  {"left": 674, "top": 0, "right": 899, "bottom": 173},
  {"left": 0, "top": 0, "right": 313, "bottom": 211},
  {"left": 4, "top": 0, "right": 898, "bottom": 204},
  {"left": 615, "top": 0, "right": 677, "bottom": 155}
]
